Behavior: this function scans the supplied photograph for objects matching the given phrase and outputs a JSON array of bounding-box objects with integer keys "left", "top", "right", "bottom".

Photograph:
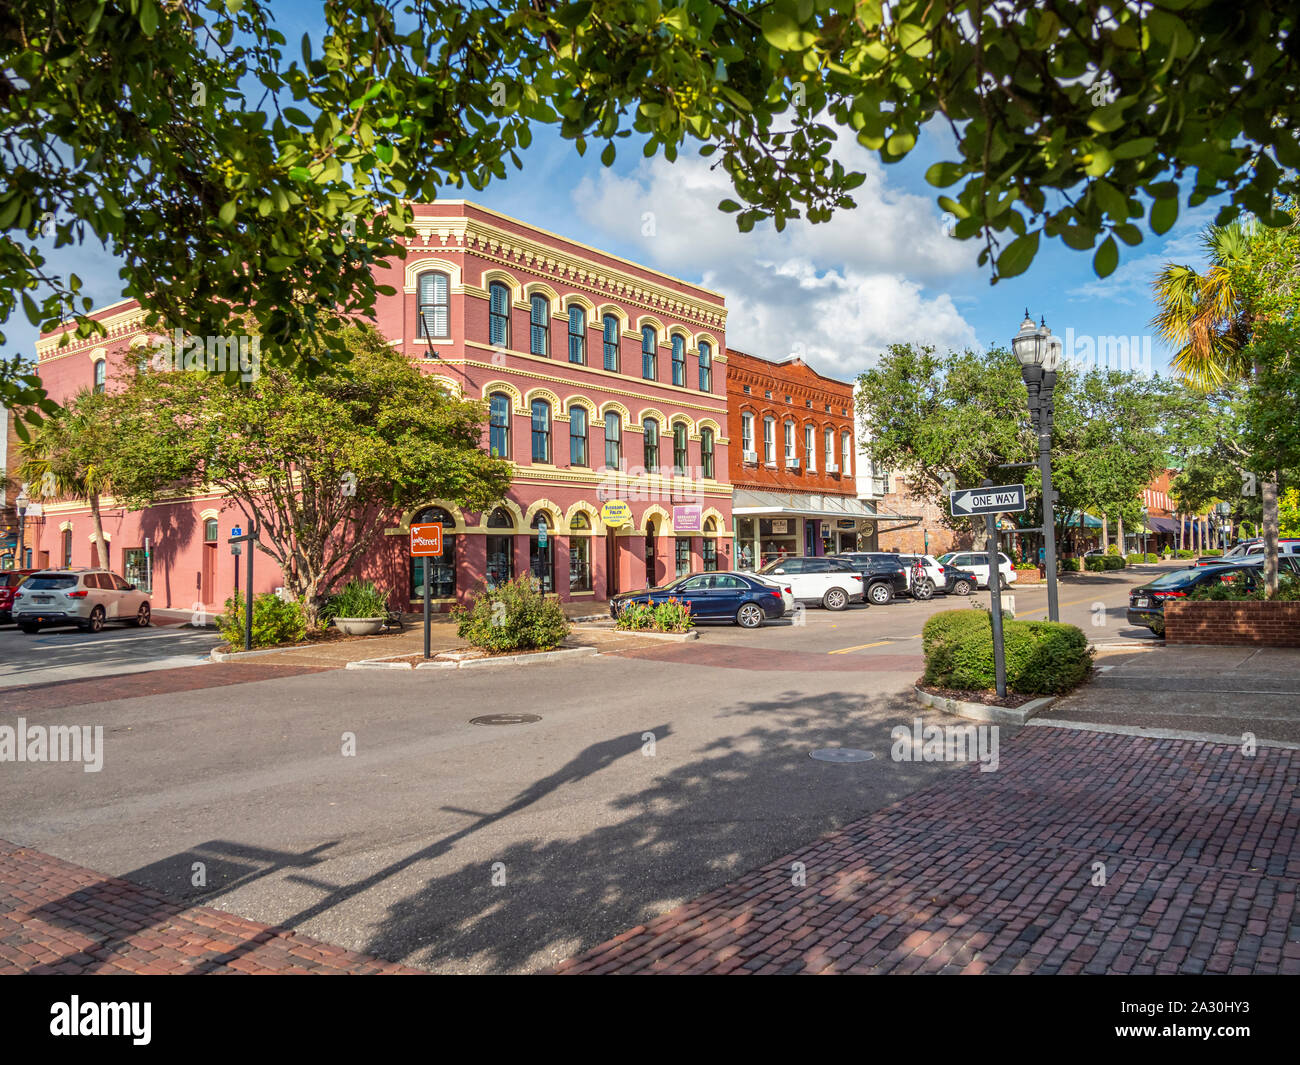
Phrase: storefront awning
[
  {"left": 731, "top": 489, "right": 915, "bottom": 522},
  {"left": 1146, "top": 516, "right": 1179, "bottom": 535}
]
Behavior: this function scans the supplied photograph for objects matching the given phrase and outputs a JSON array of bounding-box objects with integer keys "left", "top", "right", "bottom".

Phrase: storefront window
[
  {"left": 124, "top": 548, "right": 150, "bottom": 593},
  {"left": 736, "top": 517, "right": 756, "bottom": 571},
  {"left": 530, "top": 511, "right": 556, "bottom": 594},
  {"left": 703, "top": 517, "right": 718, "bottom": 572},
  {"left": 759, "top": 517, "right": 799, "bottom": 566},
  {"left": 485, "top": 507, "right": 514, "bottom": 590},
  {"left": 62, "top": 528, "right": 73, "bottom": 568},
  {"left": 410, "top": 506, "right": 456, "bottom": 599},
  {"left": 675, "top": 537, "right": 691, "bottom": 578},
  {"left": 569, "top": 512, "right": 592, "bottom": 592}
]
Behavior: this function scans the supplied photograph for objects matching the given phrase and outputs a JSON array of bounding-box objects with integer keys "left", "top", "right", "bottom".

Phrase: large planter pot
[{"left": 333, "top": 616, "right": 385, "bottom": 636}]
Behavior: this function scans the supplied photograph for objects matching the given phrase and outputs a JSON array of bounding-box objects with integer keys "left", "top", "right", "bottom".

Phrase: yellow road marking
[{"left": 828, "top": 635, "right": 922, "bottom": 655}]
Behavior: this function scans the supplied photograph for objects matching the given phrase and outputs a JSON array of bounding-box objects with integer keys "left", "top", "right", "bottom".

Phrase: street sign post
[
  {"left": 410, "top": 523, "right": 444, "bottom": 660},
  {"left": 227, "top": 523, "right": 257, "bottom": 652},
  {"left": 949, "top": 483, "right": 1027, "bottom": 517}
]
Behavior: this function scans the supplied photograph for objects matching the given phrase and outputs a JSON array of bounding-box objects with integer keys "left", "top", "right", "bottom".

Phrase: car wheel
[
  {"left": 134, "top": 603, "right": 151, "bottom": 627},
  {"left": 736, "top": 603, "right": 764, "bottom": 629},
  {"left": 868, "top": 582, "right": 893, "bottom": 605},
  {"left": 952, "top": 579, "right": 973, "bottom": 596},
  {"left": 912, "top": 578, "right": 935, "bottom": 601},
  {"left": 81, "top": 606, "right": 106, "bottom": 633},
  {"left": 18, "top": 623, "right": 38, "bottom": 635},
  {"left": 822, "top": 587, "right": 848, "bottom": 611}
]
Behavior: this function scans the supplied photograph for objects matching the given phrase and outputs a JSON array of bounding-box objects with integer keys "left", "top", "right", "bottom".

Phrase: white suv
[
  {"left": 936, "top": 551, "right": 1018, "bottom": 588},
  {"left": 12, "top": 568, "right": 152, "bottom": 633},
  {"left": 756, "top": 557, "right": 864, "bottom": 610}
]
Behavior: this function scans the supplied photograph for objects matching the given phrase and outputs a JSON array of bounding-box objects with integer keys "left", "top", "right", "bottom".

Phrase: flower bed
[{"left": 614, "top": 598, "right": 694, "bottom": 633}]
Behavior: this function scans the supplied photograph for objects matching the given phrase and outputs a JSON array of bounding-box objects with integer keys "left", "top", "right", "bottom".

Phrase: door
[
  {"left": 675, "top": 574, "right": 716, "bottom": 617},
  {"left": 710, "top": 573, "right": 749, "bottom": 617},
  {"left": 645, "top": 531, "right": 657, "bottom": 588},
  {"left": 767, "top": 557, "right": 807, "bottom": 599},
  {"left": 202, "top": 543, "right": 217, "bottom": 604},
  {"left": 605, "top": 533, "right": 621, "bottom": 597}
]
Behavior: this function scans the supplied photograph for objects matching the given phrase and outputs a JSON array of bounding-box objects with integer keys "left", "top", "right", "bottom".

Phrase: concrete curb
[
  {"left": 914, "top": 685, "right": 1057, "bottom": 726},
  {"left": 209, "top": 645, "right": 303, "bottom": 662},
  {"left": 346, "top": 645, "right": 598, "bottom": 671},
  {"left": 1026, "top": 718, "right": 1300, "bottom": 751}
]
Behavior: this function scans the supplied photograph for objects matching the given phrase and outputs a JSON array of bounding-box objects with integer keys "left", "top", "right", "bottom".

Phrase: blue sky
[{"left": 5, "top": 7, "right": 1220, "bottom": 384}]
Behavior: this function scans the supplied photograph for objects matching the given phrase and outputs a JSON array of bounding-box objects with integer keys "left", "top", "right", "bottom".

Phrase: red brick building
[{"left": 725, "top": 351, "right": 873, "bottom": 569}]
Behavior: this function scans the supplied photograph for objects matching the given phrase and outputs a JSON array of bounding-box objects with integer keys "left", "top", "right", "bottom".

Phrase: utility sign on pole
[
  {"left": 410, "top": 523, "right": 444, "bottom": 661},
  {"left": 950, "top": 484, "right": 1027, "bottom": 517}
]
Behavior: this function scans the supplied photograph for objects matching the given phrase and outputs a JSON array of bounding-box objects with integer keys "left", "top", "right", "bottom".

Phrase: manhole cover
[
  {"left": 470, "top": 714, "right": 542, "bottom": 726},
  {"left": 809, "top": 748, "right": 876, "bottom": 763}
]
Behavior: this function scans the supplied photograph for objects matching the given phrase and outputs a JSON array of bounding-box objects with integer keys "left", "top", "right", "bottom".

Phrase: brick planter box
[
  {"left": 1012, "top": 569, "right": 1043, "bottom": 584},
  {"left": 1164, "top": 600, "right": 1300, "bottom": 647}
]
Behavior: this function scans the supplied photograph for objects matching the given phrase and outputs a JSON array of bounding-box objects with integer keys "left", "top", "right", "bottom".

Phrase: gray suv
[{"left": 12, "top": 568, "right": 151, "bottom": 633}]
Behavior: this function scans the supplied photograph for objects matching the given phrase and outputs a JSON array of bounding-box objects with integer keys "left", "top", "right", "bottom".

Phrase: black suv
[{"left": 829, "top": 553, "right": 909, "bottom": 605}]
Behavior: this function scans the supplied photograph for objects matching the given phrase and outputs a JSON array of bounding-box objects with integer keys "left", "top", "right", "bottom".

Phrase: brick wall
[
  {"left": 1164, "top": 601, "right": 1300, "bottom": 647},
  {"left": 876, "top": 479, "right": 974, "bottom": 557}
]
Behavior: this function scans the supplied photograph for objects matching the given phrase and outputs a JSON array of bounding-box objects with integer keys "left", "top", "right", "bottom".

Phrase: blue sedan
[{"left": 610, "top": 572, "right": 789, "bottom": 628}]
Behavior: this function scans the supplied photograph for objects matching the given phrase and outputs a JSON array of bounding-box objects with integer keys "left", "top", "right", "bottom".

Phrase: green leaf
[
  {"left": 761, "top": 12, "right": 816, "bottom": 52},
  {"left": 1150, "top": 196, "right": 1178, "bottom": 235},
  {"left": 924, "top": 162, "right": 964, "bottom": 188},
  {"left": 1094, "top": 235, "right": 1119, "bottom": 277},
  {"left": 997, "top": 231, "right": 1039, "bottom": 278},
  {"left": 139, "top": 0, "right": 159, "bottom": 37},
  {"left": 219, "top": 200, "right": 238, "bottom": 224}
]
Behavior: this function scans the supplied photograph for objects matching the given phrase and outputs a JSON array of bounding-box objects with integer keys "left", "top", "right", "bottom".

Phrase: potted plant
[{"left": 325, "top": 579, "right": 390, "bottom": 636}]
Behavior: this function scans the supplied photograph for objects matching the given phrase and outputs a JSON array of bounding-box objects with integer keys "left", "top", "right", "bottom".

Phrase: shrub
[
  {"left": 1059, "top": 557, "right": 1081, "bottom": 572},
  {"left": 922, "top": 609, "right": 1094, "bottom": 695},
  {"left": 1106, "top": 544, "right": 1121, "bottom": 555},
  {"left": 219, "top": 592, "right": 309, "bottom": 649},
  {"left": 614, "top": 597, "right": 694, "bottom": 633},
  {"left": 1084, "top": 554, "right": 1126, "bottom": 571},
  {"left": 322, "top": 579, "right": 389, "bottom": 620},
  {"left": 1175, "top": 549, "right": 1195, "bottom": 558},
  {"left": 453, "top": 575, "right": 569, "bottom": 653},
  {"left": 1189, "top": 572, "right": 1300, "bottom": 602},
  {"left": 1014, "top": 561, "right": 1039, "bottom": 570},
  {"left": 1201, "top": 549, "right": 1223, "bottom": 557},
  {"left": 1124, "top": 552, "right": 1160, "bottom": 563}
]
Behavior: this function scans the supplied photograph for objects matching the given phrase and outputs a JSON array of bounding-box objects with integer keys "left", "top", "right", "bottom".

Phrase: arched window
[
  {"left": 674, "top": 536, "right": 691, "bottom": 578},
  {"left": 701, "top": 428, "right": 715, "bottom": 479},
  {"left": 486, "top": 506, "right": 514, "bottom": 589},
  {"left": 672, "top": 421, "right": 688, "bottom": 475},
  {"left": 841, "top": 430, "right": 853, "bottom": 476},
  {"left": 604, "top": 411, "right": 622, "bottom": 469},
  {"left": 530, "top": 510, "right": 556, "bottom": 594},
  {"left": 569, "top": 406, "right": 589, "bottom": 467},
  {"left": 603, "top": 314, "right": 620, "bottom": 372},
  {"left": 568, "top": 305, "right": 587, "bottom": 364},
  {"left": 643, "top": 417, "right": 659, "bottom": 470},
  {"left": 763, "top": 416, "right": 775, "bottom": 465},
  {"left": 702, "top": 517, "right": 718, "bottom": 572},
  {"left": 804, "top": 423, "right": 816, "bottom": 471},
  {"left": 641, "top": 325, "right": 657, "bottom": 380},
  {"left": 410, "top": 506, "right": 456, "bottom": 600},
  {"left": 488, "top": 281, "right": 511, "bottom": 347},
  {"left": 92, "top": 359, "right": 107, "bottom": 394},
  {"left": 741, "top": 412, "right": 754, "bottom": 460},
  {"left": 417, "top": 271, "right": 450, "bottom": 338},
  {"left": 530, "top": 294, "right": 550, "bottom": 355},
  {"left": 784, "top": 420, "right": 796, "bottom": 465},
  {"left": 531, "top": 400, "right": 552, "bottom": 463},
  {"left": 62, "top": 527, "right": 74, "bottom": 568},
  {"left": 569, "top": 511, "right": 592, "bottom": 592},
  {"left": 488, "top": 392, "right": 511, "bottom": 459},
  {"left": 204, "top": 518, "right": 219, "bottom": 543},
  {"left": 698, "top": 341, "right": 712, "bottom": 392},
  {"left": 671, "top": 334, "right": 686, "bottom": 387},
  {"left": 824, "top": 426, "right": 835, "bottom": 471}
]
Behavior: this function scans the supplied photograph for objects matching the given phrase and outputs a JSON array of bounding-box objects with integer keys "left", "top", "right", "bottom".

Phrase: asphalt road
[{"left": 0, "top": 569, "right": 1160, "bottom": 973}]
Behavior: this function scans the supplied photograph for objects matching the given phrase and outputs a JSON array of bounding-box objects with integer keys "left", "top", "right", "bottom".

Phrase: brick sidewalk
[
  {"left": 557, "top": 728, "right": 1300, "bottom": 974},
  {"left": 0, "top": 841, "right": 419, "bottom": 974}
]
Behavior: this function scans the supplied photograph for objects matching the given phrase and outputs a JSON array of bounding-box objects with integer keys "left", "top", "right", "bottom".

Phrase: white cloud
[{"left": 571, "top": 151, "right": 979, "bottom": 377}]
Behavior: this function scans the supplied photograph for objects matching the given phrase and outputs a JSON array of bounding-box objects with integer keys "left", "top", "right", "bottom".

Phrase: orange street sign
[{"left": 410, "top": 522, "right": 443, "bottom": 556}]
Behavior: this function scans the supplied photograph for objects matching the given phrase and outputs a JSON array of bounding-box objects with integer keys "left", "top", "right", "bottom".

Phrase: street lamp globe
[
  {"left": 15, "top": 487, "right": 29, "bottom": 517},
  {"left": 1012, "top": 311, "right": 1044, "bottom": 366},
  {"left": 1041, "top": 323, "right": 1062, "bottom": 372}
]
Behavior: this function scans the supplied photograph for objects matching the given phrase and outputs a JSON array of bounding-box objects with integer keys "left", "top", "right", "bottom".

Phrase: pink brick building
[{"left": 28, "top": 202, "right": 733, "bottom": 611}]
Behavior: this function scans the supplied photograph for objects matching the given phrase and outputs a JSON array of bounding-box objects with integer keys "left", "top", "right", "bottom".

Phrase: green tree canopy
[
  {"left": 102, "top": 323, "right": 512, "bottom": 616},
  {"left": 6, "top": 0, "right": 1300, "bottom": 414}
]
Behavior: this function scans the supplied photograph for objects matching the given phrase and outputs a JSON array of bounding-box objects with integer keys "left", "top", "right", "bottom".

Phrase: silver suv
[{"left": 12, "top": 569, "right": 151, "bottom": 633}]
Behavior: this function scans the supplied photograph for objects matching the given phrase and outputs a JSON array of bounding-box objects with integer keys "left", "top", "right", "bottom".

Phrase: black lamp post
[
  {"left": 15, "top": 487, "right": 29, "bottom": 570},
  {"left": 1012, "top": 312, "right": 1062, "bottom": 622}
]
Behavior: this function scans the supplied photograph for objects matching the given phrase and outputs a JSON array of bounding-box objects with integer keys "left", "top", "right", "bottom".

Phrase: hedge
[
  {"left": 922, "top": 609, "right": 1094, "bottom": 695},
  {"left": 1060, "top": 557, "right": 1081, "bottom": 572},
  {"left": 1084, "top": 555, "right": 1126, "bottom": 571}
]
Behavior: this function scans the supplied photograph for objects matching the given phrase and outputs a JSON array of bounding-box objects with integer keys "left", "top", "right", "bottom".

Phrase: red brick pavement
[
  {"left": 0, "top": 841, "right": 420, "bottom": 974},
  {"left": 2, "top": 663, "right": 331, "bottom": 713},
  {"left": 556, "top": 729, "right": 1300, "bottom": 975},
  {"left": 612, "top": 643, "right": 923, "bottom": 673}
]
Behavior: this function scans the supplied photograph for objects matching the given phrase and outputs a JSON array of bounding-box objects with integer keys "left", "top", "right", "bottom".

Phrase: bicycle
[{"left": 909, "top": 558, "right": 935, "bottom": 601}]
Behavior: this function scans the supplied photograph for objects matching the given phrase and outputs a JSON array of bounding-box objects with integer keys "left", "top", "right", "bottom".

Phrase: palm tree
[
  {"left": 15, "top": 391, "right": 116, "bottom": 570},
  {"left": 1152, "top": 220, "right": 1282, "bottom": 594}
]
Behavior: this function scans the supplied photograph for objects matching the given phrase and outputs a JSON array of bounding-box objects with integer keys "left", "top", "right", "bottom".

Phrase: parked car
[
  {"left": 10, "top": 568, "right": 152, "bottom": 633},
  {"left": 935, "top": 550, "right": 1018, "bottom": 589},
  {"left": 755, "top": 556, "right": 865, "bottom": 610},
  {"left": 1126, "top": 563, "right": 1266, "bottom": 637},
  {"left": 828, "top": 553, "right": 909, "bottom": 605},
  {"left": 898, "top": 553, "right": 978, "bottom": 597},
  {"left": 1201, "top": 538, "right": 1300, "bottom": 565},
  {"left": 0, "top": 568, "right": 37, "bottom": 624},
  {"left": 610, "top": 571, "right": 790, "bottom": 629}
]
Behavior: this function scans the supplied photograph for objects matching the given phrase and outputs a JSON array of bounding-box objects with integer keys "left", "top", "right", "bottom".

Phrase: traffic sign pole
[
  {"left": 985, "top": 510, "right": 1007, "bottom": 698},
  {"left": 409, "top": 523, "right": 444, "bottom": 661},
  {"left": 423, "top": 562, "right": 431, "bottom": 660}
]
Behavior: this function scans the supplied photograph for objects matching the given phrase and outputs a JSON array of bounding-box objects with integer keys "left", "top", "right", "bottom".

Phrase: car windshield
[
  {"left": 757, "top": 560, "right": 792, "bottom": 574},
  {"left": 23, "top": 574, "right": 78, "bottom": 590},
  {"left": 655, "top": 575, "right": 691, "bottom": 591},
  {"left": 936, "top": 553, "right": 953, "bottom": 564}
]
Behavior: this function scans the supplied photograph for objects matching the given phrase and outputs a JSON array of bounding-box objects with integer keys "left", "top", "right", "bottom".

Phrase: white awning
[{"left": 731, "top": 489, "right": 912, "bottom": 522}]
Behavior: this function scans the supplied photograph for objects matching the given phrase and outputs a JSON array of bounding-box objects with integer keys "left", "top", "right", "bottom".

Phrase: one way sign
[{"left": 950, "top": 483, "right": 1027, "bottom": 517}]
